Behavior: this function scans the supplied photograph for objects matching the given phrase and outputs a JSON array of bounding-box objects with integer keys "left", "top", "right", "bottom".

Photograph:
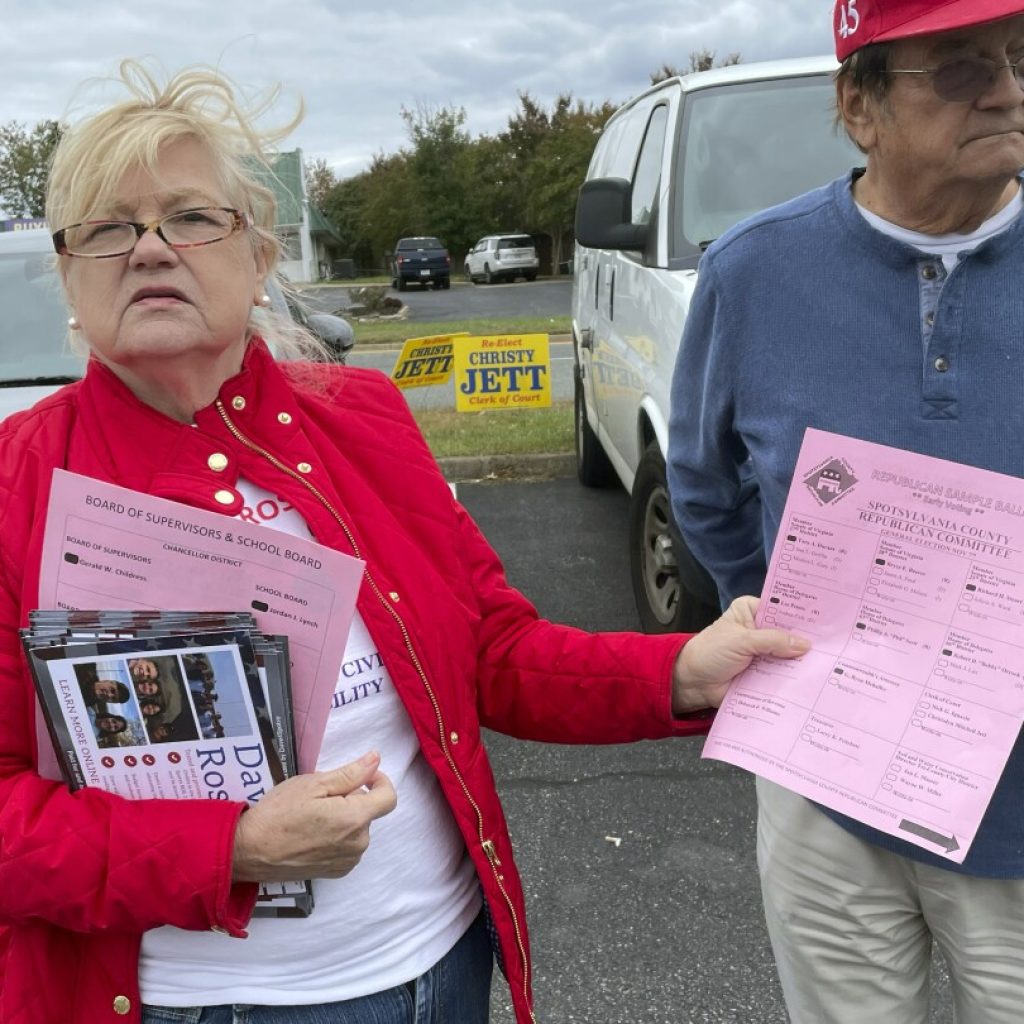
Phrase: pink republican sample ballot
[{"left": 703, "top": 428, "right": 1024, "bottom": 863}]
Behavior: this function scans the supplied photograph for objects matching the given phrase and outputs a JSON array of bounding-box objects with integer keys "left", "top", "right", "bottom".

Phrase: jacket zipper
[{"left": 215, "top": 400, "right": 536, "bottom": 1021}]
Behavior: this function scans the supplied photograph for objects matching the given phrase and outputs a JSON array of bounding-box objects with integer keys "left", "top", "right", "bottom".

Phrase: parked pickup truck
[{"left": 390, "top": 236, "right": 451, "bottom": 291}]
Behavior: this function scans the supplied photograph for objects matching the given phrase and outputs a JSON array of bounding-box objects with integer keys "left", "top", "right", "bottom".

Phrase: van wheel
[
  {"left": 575, "top": 370, "right": 614, "bottom": 487},
  {"left": 629, "top": 443, "right": 719, "bottom": 634},
  {"left": 397, "top": 278, "right": 407, "bottom": 292},
  {"left": 525, "top": 272, "right": 537, "bottom": 282},
  {"left": 441, "top": 278, "right": 451, "bottom": 290}
]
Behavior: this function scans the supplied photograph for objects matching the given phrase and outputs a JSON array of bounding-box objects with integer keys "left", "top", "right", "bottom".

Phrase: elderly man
[{"left": 668, "top": 1, "right": 1024, "bottom": 1021}]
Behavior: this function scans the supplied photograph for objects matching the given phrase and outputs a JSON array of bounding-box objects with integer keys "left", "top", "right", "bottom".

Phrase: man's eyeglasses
[
  {"left": 886, "top": 56, "right": 1024, "bottom": 104},
  {"left": 52, "top": 207, "right": 251, "bottom": 258}
]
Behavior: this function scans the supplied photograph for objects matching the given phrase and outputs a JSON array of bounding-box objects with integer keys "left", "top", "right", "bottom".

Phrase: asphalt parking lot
[
  {"left": 302, "top": 277, "right": 573, "bottom": 324},
  {"left": 462, "top": 477, "right": 956, "bottom": 1024}
]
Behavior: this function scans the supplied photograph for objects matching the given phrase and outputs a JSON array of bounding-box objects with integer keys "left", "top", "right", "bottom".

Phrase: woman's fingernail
[{"left": 789, "top": 635, "right": 811, "bottom": 652}]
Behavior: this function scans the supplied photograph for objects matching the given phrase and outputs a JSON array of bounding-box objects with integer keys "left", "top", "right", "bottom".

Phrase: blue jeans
[{"left": 141, "top": 912, "right": 493, "bottom": 1024}]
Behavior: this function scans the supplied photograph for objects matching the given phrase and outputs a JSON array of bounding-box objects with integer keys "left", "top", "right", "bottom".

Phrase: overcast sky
[{"left": 1, "top": 0, "right": 835, "bottom": 181}]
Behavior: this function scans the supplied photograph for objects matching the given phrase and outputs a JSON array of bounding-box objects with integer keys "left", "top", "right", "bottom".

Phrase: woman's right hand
[{"left": 231, "top": 751, "right": 397, "bottom": 882}]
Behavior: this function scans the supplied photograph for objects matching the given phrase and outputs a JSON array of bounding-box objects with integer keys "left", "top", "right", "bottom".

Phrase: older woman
[{"left": 0, "top": 62, "right": 809, "bottom": 1024}]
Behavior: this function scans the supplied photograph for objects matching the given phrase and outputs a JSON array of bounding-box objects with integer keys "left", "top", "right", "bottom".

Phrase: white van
[{"left": 572, "top": 57, "right": 861, "bottom": 633}]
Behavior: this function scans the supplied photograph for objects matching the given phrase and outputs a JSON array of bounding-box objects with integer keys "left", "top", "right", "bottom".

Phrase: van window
[
  {"left": 675, "top": 76, "right": 860, "bottom": 252},
  {"left": 0, "top": 245, "right": 83, "bottom": 382},
  {"left": 631, "top": 105, "right": 668, "bottom": 225}
]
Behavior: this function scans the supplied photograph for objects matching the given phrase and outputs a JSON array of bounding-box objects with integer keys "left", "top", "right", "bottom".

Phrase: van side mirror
[{"left": 575, "top": 178, "right": 649, "bottom": 251}]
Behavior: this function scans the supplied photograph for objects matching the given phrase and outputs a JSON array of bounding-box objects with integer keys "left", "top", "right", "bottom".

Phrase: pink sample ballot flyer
[
  {"left": 37, "top": 470, "right": 364, "bottom": 775},
  {"left": 702, "top": 428, "right": 1024, "bottom": 863}
]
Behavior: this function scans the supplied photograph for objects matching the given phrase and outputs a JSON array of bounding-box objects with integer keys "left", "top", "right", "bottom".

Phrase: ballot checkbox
[
  {"left": 963, "top": 593, "right": 973, "bottom": 602},
  {"left": 913, "top": 710, "right": 925, "bottom": 718},
  {"left": 934, "top": 669, "right": 945, "bottom": 676},
  {"left": 958, "top": 603, "right": 969, "bottom": 611},
  {"left": 869, "top": 577, "right": 880, "bottom": 585},
  {"left": 886, "top": 773, "right": 897, "bottom": 781},
  {"left": 882, "top": 783, "right": 893, "bottom": 791},
  {"left": 938, "top": 660, "right": 948, "bottom": 667},
  {"left": 868, "top": 588, "right": 877, "bottom": 595},
  {"left": 919, "top": 702, "right": 931, "bottom": 709}
]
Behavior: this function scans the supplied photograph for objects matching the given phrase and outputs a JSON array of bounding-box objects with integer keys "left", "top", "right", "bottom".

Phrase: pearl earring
[
  {"left": 68, "top": 315, "right": 80, "bottom": 330},
  {"left": 259, "top": 294, "right": 271, "bottom": 307}
]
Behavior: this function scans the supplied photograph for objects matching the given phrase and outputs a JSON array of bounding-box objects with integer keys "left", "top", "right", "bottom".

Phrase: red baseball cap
[{"left": 834, "top": 0, "right": 1024, "bottom": 61}]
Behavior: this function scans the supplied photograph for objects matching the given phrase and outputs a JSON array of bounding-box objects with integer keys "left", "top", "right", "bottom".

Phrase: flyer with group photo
[
  {"left": 37, "top": 469, "right": 365, "bottom": 776},
  {"left": 703, "top": 428, "right": 1024, "bottom": 863}
]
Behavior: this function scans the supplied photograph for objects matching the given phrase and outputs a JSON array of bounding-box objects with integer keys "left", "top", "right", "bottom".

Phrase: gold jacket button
[
  {"left": 277, "top": 412, "right": 293, "bottom": 425},
  {"left": 214, "top": 490, "right": 235, "bottom": 506},
  {"left": 297, "top": 462, "right": 312, "bottom": 474},
  {"left": 112, "top": 994, "right": 131, "bottom": 1015},
  {"left": 208, "top": 453, "right": 229, "bottom": 472},
  {"left": 231, "top": 396, "right": 246, "bottom": 411},
  {"left": 388, "top": 591, "right": 400, "bottom": 602},
  {"left": 450, "top": 731, "right": 459, "bottom": 745}
]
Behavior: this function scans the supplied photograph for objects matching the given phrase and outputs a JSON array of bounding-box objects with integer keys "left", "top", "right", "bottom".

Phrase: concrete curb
[{"left": 437, "top": 452, "right": 575, "bottom": 482}]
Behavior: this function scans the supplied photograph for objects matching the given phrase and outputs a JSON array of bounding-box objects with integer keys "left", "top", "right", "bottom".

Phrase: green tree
[
  {"left": 650, "top": 49, "right": 742, "bottom": 83},
  {"left": 0, "top": 119, "right": 63, "bottom": 217},
  {"left": 520, "top": 95, "right": 614, "bottom": 268}
]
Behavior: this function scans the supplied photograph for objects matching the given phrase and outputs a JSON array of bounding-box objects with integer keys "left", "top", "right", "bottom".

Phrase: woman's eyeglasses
[
  {"left": 885, "top": 57, "right": 1024, "bottom": 104},
  {"left": 52, "top": 207, "right": 251, "bottom": 258}
]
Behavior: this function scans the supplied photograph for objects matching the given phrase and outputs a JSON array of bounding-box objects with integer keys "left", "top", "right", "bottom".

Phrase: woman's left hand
[{"left": 671, "top": 596, "right": 810, "bottom": 716}]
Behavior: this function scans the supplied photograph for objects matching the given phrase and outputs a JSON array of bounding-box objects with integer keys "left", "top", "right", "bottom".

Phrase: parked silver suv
[
  {"left": 572, "top": 57, "right": 860, "bottom": 633},
  {"left": 464, "top": 234, "right": 539, "bottom": 284}
]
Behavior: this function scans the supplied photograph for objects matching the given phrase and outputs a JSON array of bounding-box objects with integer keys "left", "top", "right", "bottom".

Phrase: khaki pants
[{"left": 756, "top": 778, "right": 1024, "bottom": 1024}]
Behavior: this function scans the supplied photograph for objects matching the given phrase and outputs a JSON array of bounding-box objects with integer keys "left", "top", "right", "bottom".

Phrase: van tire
[
  {"left": 629, "top": 443, "right": 719, "bottom": 634},
  {"left": 574, "top": 371, "right": 615, "bottom": 487},
  {"left": 397, "top": 278, "right": 407, "bottom": 292}
]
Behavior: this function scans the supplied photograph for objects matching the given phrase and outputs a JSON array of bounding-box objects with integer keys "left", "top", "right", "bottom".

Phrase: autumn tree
[
  {"left": 305, "top": 157, "right": 337, "bottom": 211},
  {"left": 0, "top": 119, "right": 63, "bottom": 217}
]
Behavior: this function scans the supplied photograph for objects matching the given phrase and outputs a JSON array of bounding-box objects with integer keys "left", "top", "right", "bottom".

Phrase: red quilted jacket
[{"left": 0, "top": 340, "right": 707, "bottom": 1023}]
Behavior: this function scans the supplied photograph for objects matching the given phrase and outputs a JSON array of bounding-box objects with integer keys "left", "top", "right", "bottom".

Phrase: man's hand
[
  {"left": 231, "top": 751, "right": 397, "bottom": 883},
  {"left": 671, "top": 596, "right": 810, "bottom": 715}
]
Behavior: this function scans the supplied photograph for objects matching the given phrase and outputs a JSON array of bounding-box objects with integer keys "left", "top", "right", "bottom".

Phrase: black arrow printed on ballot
[{"left": 899, "top": 819, "right": 961, "bottom": 853}]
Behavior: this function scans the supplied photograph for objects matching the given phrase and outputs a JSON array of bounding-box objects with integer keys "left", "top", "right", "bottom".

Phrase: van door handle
[
  {"left": 580, "top": 328, "right": 593, "bottom": 351},
  {"left": 609, "top": 268, "right": 616, "bottom": 321}
]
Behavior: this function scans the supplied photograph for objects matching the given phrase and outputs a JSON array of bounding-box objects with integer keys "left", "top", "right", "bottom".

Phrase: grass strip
[{"left": 412, "top": 401, "right": 573, "bottom": 458}]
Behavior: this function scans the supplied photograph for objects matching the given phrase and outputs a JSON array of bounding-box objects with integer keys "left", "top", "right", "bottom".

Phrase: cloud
[{"left": 0, "top": 0, "right": 834, "bottom": 179}]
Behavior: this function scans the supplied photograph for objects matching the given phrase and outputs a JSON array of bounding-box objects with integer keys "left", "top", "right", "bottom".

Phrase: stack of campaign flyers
[{"left": 21, "top": 609, "right": 314, "bottom": 917}]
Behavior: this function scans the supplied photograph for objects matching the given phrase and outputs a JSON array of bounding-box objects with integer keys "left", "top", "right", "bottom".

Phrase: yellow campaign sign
[
  {"left": 390, "top": 333, "right": 465, "bottom": 389},
  {"left": 454, "top": 334, "right": 551, "bottom": 412}
]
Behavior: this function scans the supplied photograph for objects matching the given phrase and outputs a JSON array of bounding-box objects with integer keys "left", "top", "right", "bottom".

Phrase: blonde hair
[{"left": 48, "top": 60, "right": 329, "bottom": 361}]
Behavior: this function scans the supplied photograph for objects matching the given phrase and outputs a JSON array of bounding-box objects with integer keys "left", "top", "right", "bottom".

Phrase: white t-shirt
[
  {"left": 857, "top": 188, "right": 1023, "bottom": 270},
  {"left": 139, "top": 480, "right": 480, "bottom": 1005}
]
